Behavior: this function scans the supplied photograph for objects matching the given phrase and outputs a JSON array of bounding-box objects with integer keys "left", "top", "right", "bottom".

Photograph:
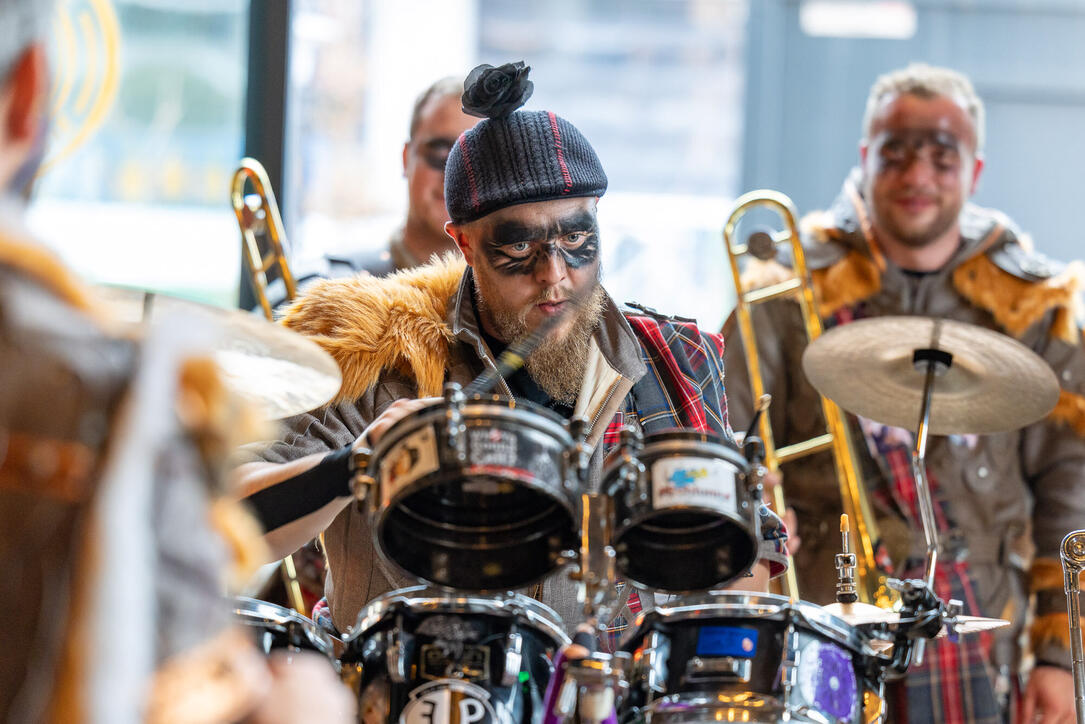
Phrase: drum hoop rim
[
  {"left": 231, "top": 596, "right": 336, "bottom": 655},
  {"left": 624, "top": 593, "right": 879, "bottom": 655},
  {"left": 604, "top": 436, "right": 749, "bottom": 476},
  {"left": 370, "top": 399, "right": 574, "bottom": 461},
  {"left": 345, "top": 587, "right": 571, "bottom": 646}
]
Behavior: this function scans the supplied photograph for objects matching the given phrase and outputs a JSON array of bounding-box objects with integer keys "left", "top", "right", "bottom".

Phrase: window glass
[
  {"left": 27, "top": 0, "right": 249, "bottom": 307},
  {"left": 287, "top": 0, "right": 746, "bottom": 329}
]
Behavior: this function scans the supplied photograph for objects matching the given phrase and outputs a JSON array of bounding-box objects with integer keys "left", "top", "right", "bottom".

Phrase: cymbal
[
  {"left": 97, "top": 286, "right": 341, "bottom": 419},
  {"left": 823, "top": 601, "right": 1009, "bottom": 640},
  {"left": 802, "top": 316, "right": 1059, "bottom": 435}
]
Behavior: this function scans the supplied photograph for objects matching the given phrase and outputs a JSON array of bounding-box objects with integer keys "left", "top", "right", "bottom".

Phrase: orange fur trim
[
  {"left": 952, "top": 254, "right": 1085, "bottom": 343},
  {"left": 1051, "top": 389, "right": 1085, "bottom": 438},
  {"left": 1031, "top": 556, "right": 1066, "bottom": 592},
  {"left": 811, "top": 250, "right": 883, "bottom": 318},
  {"left": 1031, "top": 613, "right": 1079, "bottom": 656},
  {"left": 0, "top": 227, "right": 95, "bottom": 313},
  {"left": 281, "top": 252, "right": 465, "bottom": 401}
]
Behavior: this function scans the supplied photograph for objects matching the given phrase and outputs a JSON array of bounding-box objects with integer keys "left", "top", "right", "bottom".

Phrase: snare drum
[
  {"left": 362, "top": 388, "right": 579, "bottom": 591},
  {"left": 231, "top": 597, "right": 337, "bottom": 660},
  {"left": 340, "top": 587, "right": 570, "bottom": 724},
  {"left": 620, "top": 592, "right": 884, "bottom": 723},
  {"left": 604, "top": 429, "right": 757, "bottom": 591}
]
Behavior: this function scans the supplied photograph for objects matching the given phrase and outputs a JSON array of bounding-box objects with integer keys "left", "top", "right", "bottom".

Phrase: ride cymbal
[{"left": 802, "top": 316, "right": 1059, "bottom": 435}]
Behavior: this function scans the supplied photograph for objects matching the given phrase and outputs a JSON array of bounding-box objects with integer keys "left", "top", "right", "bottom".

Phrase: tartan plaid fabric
[
  {"left": 598, "top": 312, "right": 795, "bottom": 651},
  {"left": 832, "top": 308, "right": 1000, "bottom": 724}
]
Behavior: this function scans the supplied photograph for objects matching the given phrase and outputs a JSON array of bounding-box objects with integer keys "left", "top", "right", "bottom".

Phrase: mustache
[{"left": 529, "top": 287, "right": 573, "bottom": 305}]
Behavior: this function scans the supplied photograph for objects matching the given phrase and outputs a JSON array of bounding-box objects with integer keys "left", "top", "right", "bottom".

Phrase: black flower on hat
[{"left": 461, "top": 61, "right": 534, "bottom": 119}]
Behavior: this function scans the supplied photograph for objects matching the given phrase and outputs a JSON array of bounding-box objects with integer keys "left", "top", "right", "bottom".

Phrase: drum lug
[
  {"left": 384, "top": 619, "right": 411, "bottom": 684},
  {"left": 444, "top": 382, "right": 468, "bottom": 463},
  {"left": 350, "top": 447, "right": 375, "bottom": 509},
  {"left": 501, "top": 628, "right": 524, "bottom": 686}
]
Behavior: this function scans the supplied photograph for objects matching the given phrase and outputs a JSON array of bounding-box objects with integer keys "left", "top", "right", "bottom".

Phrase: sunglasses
[{"left": 414, "top": 137, "right": 457, "bottom": 172}]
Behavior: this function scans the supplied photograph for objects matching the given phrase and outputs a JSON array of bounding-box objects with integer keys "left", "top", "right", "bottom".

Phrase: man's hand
[
  {"left": 762, "top": 469, "right": 801, "bottom": 556},
  {"left": 355, "top": 397, "right": 441, "bottom": 449},
  {"left": 1019, "top": 665, "right": 1075, "bottom": 724}
]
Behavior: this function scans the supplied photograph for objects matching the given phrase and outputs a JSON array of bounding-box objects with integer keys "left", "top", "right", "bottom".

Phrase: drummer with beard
[{"left": 234, "top": 61, "right": 788, "bottom": 642}]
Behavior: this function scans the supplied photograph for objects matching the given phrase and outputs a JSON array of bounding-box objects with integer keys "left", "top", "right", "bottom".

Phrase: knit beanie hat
[{"left": 444, "top": 62, "right": 608, "bottom": 224}]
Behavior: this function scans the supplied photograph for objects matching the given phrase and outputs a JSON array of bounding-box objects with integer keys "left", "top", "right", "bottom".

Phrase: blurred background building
[{"left": 26, "top": 0, "right": 1085, "bottom": 330}]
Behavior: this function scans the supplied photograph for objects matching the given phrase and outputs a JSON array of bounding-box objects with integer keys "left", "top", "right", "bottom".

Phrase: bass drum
[
  {"left": 605, "top": 429, "right": 757, "bottom": 592},
  {"left": 365, "top": 391, "right": 579, "bottom": 591},
  {"left": 619, "top": 592, "right": 885, "bottom": 723},
  {"left": 340, "top": 587, "right": 570, "bottom": 724}
]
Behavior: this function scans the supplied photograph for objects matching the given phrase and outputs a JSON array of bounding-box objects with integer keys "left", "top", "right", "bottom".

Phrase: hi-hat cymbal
[
  {"left": 802, "top": 316, "right": 1059, "bottom": 435},
  {"left": 823, "top": 601, "right": 1010, "bottom": 640},
  {"left": 97, "top": 286, "right": 341, "bottom": 420}
]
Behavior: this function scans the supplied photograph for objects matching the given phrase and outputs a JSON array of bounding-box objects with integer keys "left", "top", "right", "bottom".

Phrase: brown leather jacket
[{"left": 723, "top": 172, "right": 1085, "bottom": 670}]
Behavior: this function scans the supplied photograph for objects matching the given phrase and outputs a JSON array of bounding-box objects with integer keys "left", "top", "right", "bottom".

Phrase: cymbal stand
[
  {"left": 546, "top": 419, "right": 628, "bottom": 724},
  {"left": 909, "top": 347, "right": 952, "bottom": 664},
  {"left": 1060, "top": 530, "right": 1085, "bottom": 723}
]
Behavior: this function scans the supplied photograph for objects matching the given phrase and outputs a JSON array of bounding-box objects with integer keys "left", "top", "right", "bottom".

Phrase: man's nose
[
  {"left": 534, "top": 248, "right": 568, "bottom": 287},
  {"left": 898, "top": 150, "right": 939, "bottom": 186}
]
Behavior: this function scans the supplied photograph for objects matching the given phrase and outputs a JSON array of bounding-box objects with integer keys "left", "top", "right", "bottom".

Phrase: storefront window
[{"left": 28, "top": 0, "right": 249, "bottom": 306}]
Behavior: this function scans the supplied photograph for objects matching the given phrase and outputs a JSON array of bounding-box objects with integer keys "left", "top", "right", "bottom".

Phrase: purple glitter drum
[{"left": 798, "top": 640, "right": 858, "bottom": 721}]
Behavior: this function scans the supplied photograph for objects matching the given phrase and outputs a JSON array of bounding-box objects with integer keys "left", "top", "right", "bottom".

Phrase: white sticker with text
[{"left": 651, "top": 456, "right": 738, "bottom": 515}]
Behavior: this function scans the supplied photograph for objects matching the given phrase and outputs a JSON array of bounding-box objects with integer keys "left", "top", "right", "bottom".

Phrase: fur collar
[
  {"left": 279, "top": 253, "right": 466, "bottom": 401},
  {"left": 0, "top": 226, "right": 96, "bottom": 314}
]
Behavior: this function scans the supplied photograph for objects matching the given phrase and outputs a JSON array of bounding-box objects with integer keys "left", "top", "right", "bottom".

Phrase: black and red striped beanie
[{"left": 445, "top": 61, "right": 607, "bottom": 224}]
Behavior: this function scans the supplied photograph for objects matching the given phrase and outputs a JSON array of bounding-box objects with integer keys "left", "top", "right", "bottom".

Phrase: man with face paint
[
  {"left": 0, "top": 2, "right": 354, "bottom": 721},
  {"left": 724, "top": 63, "right": 1085, "bottom": 723},
  {"left": 234, "top": 62, "right": 789, "bottom": 642}
]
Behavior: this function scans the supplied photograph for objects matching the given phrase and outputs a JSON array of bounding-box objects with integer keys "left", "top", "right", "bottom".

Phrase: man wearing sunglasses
[
  {"left": 724, "top": 63, "right": 1085, "bottom": 723},
  {"left": 326, "top": 77, "right": 478, "bottom": 276}
]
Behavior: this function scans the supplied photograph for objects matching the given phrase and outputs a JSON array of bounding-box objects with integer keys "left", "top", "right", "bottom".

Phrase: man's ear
[
  {"left": 402, "top": 141, "right": 409, "bottom": 178},
  {"left": 969, "top": 154, "right": 985, "bottom": 196},
  {"left": 858, "top": 140, "right": 869, "bottom": 165},
  {"left": 3, "top": 44, "right": 48, "bottom": 144},
  {"left": 445, "top": 221, "right": 474, "bottom": 266}
]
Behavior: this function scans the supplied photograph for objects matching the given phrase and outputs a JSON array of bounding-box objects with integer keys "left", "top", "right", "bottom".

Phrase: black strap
[{"left": 244, "top": 445, "right": 353, "bottom": 532}]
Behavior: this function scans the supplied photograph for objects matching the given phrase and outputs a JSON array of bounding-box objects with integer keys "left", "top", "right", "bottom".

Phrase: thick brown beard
[{"left": 480, "top": 284, "right": 607, "bottom": 405}]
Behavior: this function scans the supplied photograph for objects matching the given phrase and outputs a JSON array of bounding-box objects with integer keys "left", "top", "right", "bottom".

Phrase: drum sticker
[
  {"left": 380, "top": 425, "right": 440, "bottom": 504},
  {"left": 401, "top": 679, "right": 499, "bottom": 724},
  {"left": 420, "top": 642, "right": 490, "bottom": 682},
  {"left": 468, "top": 427, "right": 519, "bottom": 467},
  {"left": 797, "top": 640, "right": 858, "bottom": 722},
  {"left": 651, "top": 456, "right": 737, "bottom": 515},
  {"left": 695, "top": 626, "right": 758, "bottom": 658}
]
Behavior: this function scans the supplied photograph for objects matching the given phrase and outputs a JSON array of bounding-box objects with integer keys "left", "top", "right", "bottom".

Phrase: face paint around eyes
[
  {"left": 876, "top": 129, "right": 964, "bottom": 172},
  {"left": 483, "top": 235, "right": 601, "bottom": 276}
]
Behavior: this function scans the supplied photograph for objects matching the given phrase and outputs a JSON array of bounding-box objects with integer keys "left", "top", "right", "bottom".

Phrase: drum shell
[
  {"left": 341, "top": 588, "right": 570, "bottom": 724},
  {"left": 231, "top": 596, "right": 337, "bottom": 660},
  {"left": 619, "top": 592, "right": 883, "bottom": 724},
  {"left": 606, "top": 431, "right": 757, "bottom": 592},
  {"left": 369, "top": 397, "right": 580, "bottom": 592}
]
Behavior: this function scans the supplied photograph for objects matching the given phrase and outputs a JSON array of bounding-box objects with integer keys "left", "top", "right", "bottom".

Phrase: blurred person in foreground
[
  {"left": 0, "top": 2, "right": 352, "bottom": 721},
  {"left": 233, "top": 61, "right": 788, "bottom": 645},
  {"left": 724, "top": 63, "right": 1085, "bottom": 723}
]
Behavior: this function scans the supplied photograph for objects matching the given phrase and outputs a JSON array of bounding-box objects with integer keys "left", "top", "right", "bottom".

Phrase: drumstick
[{"left": 464, "top": 287, "right": 589, "bottom": 397}]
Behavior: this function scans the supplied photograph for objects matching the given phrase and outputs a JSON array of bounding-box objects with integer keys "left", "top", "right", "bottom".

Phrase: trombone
[
  {"left": 231, "top": 157, "right": 297, "bottom": 320},
  {"left": 230, "top": 157, "right": 307, "bottom": 616},
  {"left": 723, "top": 189, "right": 892, "bottom": 607}
]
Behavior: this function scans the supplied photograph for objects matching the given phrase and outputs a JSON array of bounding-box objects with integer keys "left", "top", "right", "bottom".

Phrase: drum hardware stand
[
  {"left": 837, "top": 514, "right": 860, "bottom": 604},
  {"left": 567, "top": 418, "right": 621, "bottom": 628},
  {"left": 1059, "top": 530, "right": 1085, "bottom": 723},
  {"left": 908, "top": 346, "right": 951, "bottom": 666},
  {"left": 544, "top": 643, "right": 630, "bottom": 724}
]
